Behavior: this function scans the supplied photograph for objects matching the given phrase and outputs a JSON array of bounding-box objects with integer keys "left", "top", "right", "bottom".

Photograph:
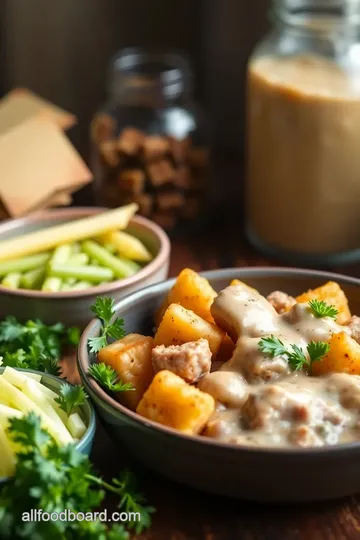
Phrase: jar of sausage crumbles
[{"left": 91, "top": 48, "right": 210, "bottom": 233}]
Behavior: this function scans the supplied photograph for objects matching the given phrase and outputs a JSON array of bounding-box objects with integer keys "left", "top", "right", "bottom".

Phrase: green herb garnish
[
  {"left": 308, "top": 299, "right": 339, "bottom": 319},
  {"left": 88, "top": 297, "right": 125, "bottom": 353},
  {"left": 258, "top": 335, "right": 329, "bottom": 371},
  {"left": 88, "top": 363, "right": 134, "bottom": 393},
  {"left": 55, "top": 383, "right": 87, "bottom": 416},
  {"left": 0, "top": 316, "right": 79, "bottom": 374},
  {"left": 0, "top": 412, "right": 154, "bottom": 538}
]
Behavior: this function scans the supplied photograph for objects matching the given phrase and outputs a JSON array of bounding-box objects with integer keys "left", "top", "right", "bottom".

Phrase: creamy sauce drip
[{"left": 202, "top": 284, "right": 358, "bottom": 448}]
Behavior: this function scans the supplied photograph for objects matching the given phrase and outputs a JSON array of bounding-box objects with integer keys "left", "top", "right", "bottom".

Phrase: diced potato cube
[
  {"left": 154, "top": 303, "right": 224, "bottom": 356},
  {"left": 155, "top": 268, "right": 217, "bottom": 325},
  {"left": 312, "top": 331, "right": 360, "bottom": 375},
  {"left": 98, "top": 333, "right": 154, "bottom": 410},
  {"left": 296, "top": 281, "right": 351, "bottom": 324},
  {"left": 136, "top": 370, "right": 215, "bottom": 434}
]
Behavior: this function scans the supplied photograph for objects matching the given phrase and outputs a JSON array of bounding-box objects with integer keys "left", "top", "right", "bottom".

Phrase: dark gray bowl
[{"left": 77, "top": 267, "right": 360, "bottom": 502}]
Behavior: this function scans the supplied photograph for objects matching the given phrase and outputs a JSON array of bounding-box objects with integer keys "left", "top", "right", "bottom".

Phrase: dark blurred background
[{"left": 0, "top": 0, "right": 268, "bottom": 205}]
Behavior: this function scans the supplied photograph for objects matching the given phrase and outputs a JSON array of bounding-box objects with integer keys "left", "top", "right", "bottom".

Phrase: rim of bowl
[
  {"left": 0, "top": 366, "right": 96, "bottom": 475},
  {"left": 0, "top": 207, "right": 171, "bottom": 299},
  {"left": 78, "top": 266, "right": 360, "bottom": 457}
]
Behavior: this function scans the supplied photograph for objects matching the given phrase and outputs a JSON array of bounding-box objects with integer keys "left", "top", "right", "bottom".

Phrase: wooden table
[{"left": 85, "top": 214, "right": 360, "bottom": 540}]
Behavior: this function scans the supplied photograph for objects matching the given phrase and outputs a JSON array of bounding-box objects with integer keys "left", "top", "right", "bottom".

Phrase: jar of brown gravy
[{"left": 246, "top": 0, "right": 360, "bottom": 265}]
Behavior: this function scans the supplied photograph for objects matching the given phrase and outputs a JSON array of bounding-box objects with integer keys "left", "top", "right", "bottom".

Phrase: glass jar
[
  {"left": 245, "top": 0, "right": 360, "bottom": 265},
  {"left": 91, "top": 48, "right": 210, "bottom": 233}
]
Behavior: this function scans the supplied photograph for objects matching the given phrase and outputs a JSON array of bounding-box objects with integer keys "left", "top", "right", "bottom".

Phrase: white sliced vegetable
[
  {"left": 0, "top": 403, "right": 22, "bottom": 428},
  {"left": 3, "top": 366, "right": 58, "bottom": 399},
  {"left": 67, "top": 412, "right": 87, "bottom": 439},
  {"left": 0, "top": 423, "right": 16, "bottom": 477},
  {"left": 21, "top": 372, "right": 42, "bottom": 383},
  {"left": 21, "top": 379, "right": 73, "bottom": 442},
  {"left": 0, "top": 377, "right": 73, "bottom": 446}
]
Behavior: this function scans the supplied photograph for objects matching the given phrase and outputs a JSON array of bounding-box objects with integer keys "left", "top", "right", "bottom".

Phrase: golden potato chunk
[
  {"left": 98, "top": 333, "right": 154, "bottom": 410},
  {"left": 154, "top": 303, "right": 224, "bottom": 356},
  {"left": 296, "top": 281, "right": 351, "bottom": 324},
  {"left": 312, "top": 332, "right": 360, "bottom": 376},
  {"left": 155, "top": 268, "right": 217, "bottom": 325},
  {"left": 136, "top": 370, "right": 215, "bottom": 434}
]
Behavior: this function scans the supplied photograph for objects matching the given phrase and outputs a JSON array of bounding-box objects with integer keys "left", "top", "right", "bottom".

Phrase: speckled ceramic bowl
[
  {"left": 0, "top": 207, "right": 170, "bottom": 327},
  {"left": 78, "top": 267, "right": 360, "bottom": 503},
  {"left": 0, "top": 367, "right": 96, "bottom": 484}
]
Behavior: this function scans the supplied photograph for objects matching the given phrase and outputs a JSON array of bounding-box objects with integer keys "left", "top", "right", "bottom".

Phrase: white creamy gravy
[{"left": 201, "top": 284, "right": 358, "bottom": 448}]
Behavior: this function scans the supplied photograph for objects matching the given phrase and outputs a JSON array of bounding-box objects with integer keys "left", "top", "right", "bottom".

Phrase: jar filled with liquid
[{"left": 246, "top": 0, "right": 360, "bottom": 265}]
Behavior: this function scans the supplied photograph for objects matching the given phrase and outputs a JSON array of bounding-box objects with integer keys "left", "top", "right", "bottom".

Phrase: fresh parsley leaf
[
  {"left": 0, "top": 315, "right": 79, "bottom": 374},
  {"left": 55, "top": 383, "right": 87, "bottom": 416},
  {"left": 258, "top": 335, "right": 330, "bottom": 371},
  {"left": 258, "top": 335, "right": 288, "bottom": 357},
  {"left": 112, "top": 469, "right": 156, "bottom": 534},
  {"left": 0, "top": 412, "right": 153, "bottom": 539},
  {"left": 88, "top": 362, "right": 134, "bottom": 393},
  {"left": 307, "top": 340, "right": 330, "bottom": 364},
  {"left": 88, "top": 335, "right": 107, "bottom": 354},
  {"left": 309, "top": 299, "right": 339, "bottom": 319},
  {"left": 91, "top": 296, "right": 115, "bottom": 324},
  {"left": 89, "top": 297, "right": 125, "bottom": 353},
  {"left": 67, "top": 326, "right": 81, "bottom": 345},
  {"left": 36, "top": 355, "right": 62, "bottom": 377},
  {"left": 286, "top": 344, "right": 309, "bottom": 371},
  {"left": 0, "top": 316, "right": 24, "bottom": 342}
]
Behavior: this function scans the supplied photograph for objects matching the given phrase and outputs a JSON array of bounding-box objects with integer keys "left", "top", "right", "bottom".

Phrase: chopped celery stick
[
  {"left": 82, "top": 240, "right": 140, "bottom": 278},
  {"left": 21, "top": 266, "right": 46, "bottom": 289},
  {"left": 68, "top": 281, "right": 92, "bottom": 291},
  {"left": 49, "top": 263, "right": 113, "bottom": 283},
  {"left": 0, "top": 377, "right": 72, "bottom": 445},
  {"left": 67, "top": 253, "right": 89, "bottom": 266},
  {"left": 42, "top": 276, "right": 62, "bottom": 292},
  {"left": 1, "top": 272, "right": 21, "bottom": 289},
  {"left": 67, "top": 412, "right": 87, "bottom": 439},
  {"left": 42, "top": 244, "right": 72, "bottom": 292},
  {"left": 102, "top": 242, "right": 117, "bottom": 254},
  {"left": 0, "top": 252, "right": 50, "bottom": 277},
  {"left": 0, "top": 423, "right": 16, "bottom": 477},
  {"left": 100, "top": 230, "right": 152, "bottom": 262}
]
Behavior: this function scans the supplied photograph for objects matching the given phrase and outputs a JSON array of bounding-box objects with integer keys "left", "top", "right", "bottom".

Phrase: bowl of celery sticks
[
  {"left": 0, "top": 204, "right": 170, "bottom": 327},
  {"left": 0, "top": 365, "right": 95, "bottom": 482}
]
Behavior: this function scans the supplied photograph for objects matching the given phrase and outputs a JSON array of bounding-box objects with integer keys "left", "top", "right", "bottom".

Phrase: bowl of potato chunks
[{"left": 78, "top": 266, "right": 360, "bottom": 502}]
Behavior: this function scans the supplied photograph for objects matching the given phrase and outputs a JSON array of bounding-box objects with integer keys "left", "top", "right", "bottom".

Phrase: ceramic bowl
[
  {"left": 0, "top": 367, "right": 96, "bottom": 484},
  {"left": 77, "top": 267, "right": 360, "bottom": 503},
  {"left": 0, "top": 207, "right": 170, "bottom": 327}
]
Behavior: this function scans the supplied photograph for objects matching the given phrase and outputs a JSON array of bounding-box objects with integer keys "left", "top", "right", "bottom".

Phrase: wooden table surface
[{"left": 83, "top": 214, "right": 360, "bottom": 540}]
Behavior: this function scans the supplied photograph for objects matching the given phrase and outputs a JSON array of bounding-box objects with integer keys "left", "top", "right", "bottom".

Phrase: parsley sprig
[
  {"left": 55, "top": 383, "right": 87, "bottom": 416},
  {"left": 308, "top": 299, "right": 339, "bottom": 319},
  {"left": 258, "top": 335, "right": 330, "bottom": 371},
  {"left": 0, "top": 413, "right": 154, "bottom": 539},
  {"left": 0, "top": 316, "right": 79, "bottom": 375},
  {"left": 88, "top": 363, "right": 134, "bottom": 393},
  {"left": 88, "top": 297, "right": 125, "bottom": 353}
]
